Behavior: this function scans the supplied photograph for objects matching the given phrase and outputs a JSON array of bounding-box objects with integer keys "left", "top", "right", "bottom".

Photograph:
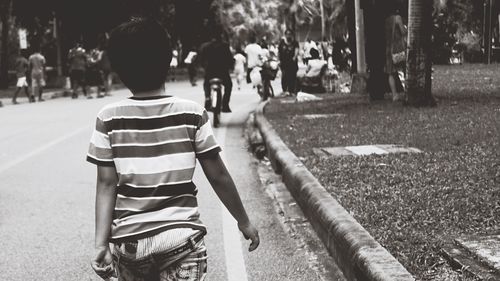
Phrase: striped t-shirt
[{"left": 87, "top": 95, "right": 220, "bottom": 242}]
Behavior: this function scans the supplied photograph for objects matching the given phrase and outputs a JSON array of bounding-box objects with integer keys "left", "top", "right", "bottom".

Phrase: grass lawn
[{"left": 264, "top": 64, "right": 500, "bottom": 280}]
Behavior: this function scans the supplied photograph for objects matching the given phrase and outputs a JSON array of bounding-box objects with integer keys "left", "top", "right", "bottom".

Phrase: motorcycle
[{"left": 250, "top": 57, "right": 279, "bottom": 101}]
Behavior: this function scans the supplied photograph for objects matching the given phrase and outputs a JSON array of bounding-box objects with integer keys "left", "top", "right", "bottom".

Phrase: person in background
[
  {"left": 302, "top": 49, "right": 326, "bottom": 79},
  {"left": 68, "top": 42, "right": 89, "bottom": 99},
  {"left": 29, "top": 46, "right": 46, "bottom": 102},
  {"left": 278, "top": 29, "right": 299, "bottom": 96},
  {"left": 12, "top": 50, "right": 31, "bottom": 104},
  {"left": 170, "top": 48, "right": 179, "bottom": 82},
  {"left": 87, "top": 47, "right": 106, "bottom": 98},
  {"left": 385, "top": 7, "right": 407, "bottom": 102},
  {"left": 184, "top": 48, "right": 198, "bottom": 86},
  {"left": 244, "top": 35, "right": 263, "bottom": 84},
  {"left": 199, "top": 26, "right": 235, "bottom": 112},
  {"left": 302, "top": 39, "right": 318, "bottom": 64},
  {"left": 100, "top": 48, "right": 113, "bottom": 96},
  {"left": 233, "top": 47, "right": 246, "bottom": 90}
]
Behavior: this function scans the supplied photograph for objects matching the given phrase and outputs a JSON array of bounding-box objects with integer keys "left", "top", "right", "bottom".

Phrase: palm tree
[{"left": 406, "top": 0, "right": 436, "bottom": 106}]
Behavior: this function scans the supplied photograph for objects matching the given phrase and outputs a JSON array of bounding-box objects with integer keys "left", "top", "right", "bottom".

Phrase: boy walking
[
  {"left": 12, "top": 51, "right": 31, "bottom": 104},
  {"left": 87, "top": 18, "right": 259, "bottom": 281},
  {"left": 28, "top": 47, "right": 46, "bottom": 102}
]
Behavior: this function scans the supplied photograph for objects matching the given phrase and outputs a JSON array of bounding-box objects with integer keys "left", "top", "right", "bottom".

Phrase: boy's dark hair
[{"left": 108, "top": 17, "right": 172, "bottom": 92}]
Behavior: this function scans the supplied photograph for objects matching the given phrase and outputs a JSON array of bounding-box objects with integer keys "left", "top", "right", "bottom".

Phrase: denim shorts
[{"left": 112, "top": 230, "right": 207, "bottom": 281}]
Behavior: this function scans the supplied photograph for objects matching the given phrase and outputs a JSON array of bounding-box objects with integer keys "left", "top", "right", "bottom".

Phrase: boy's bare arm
[
  {"left": 199, "top": 153, "right": 260, "bottom": 251},
  {"left": 95, "top": 166, "right": 118, "bottom": 248},
  {"left": 91, "top": 165, "right": 118, "bottom": 279}
]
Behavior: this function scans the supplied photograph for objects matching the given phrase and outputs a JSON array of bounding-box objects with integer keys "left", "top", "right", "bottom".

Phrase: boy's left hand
[
  {"left": 238, "top": 221, "right": 260, "bottom": 252},
  {"left": 91, "top": 246, "right": 116, "bottom": 280}
]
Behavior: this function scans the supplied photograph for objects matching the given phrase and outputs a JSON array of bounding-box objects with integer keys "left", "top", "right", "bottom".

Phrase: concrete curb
[{"left": 253, "top": 100, "right": 415, "bottom": 281}]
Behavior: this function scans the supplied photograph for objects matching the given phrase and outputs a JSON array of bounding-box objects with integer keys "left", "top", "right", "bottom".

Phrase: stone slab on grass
[
  {"left": 455, "top": 234, "right": 500, "bottom": 272},
  {"left": 320, "top": 144, "right": 422, "bottom": 157},
  {"left": 320, "top": 147, "right": 356, "bottom": 157},
  {"left": 345, "top": 145, "right": 388, "bottom": 155}
]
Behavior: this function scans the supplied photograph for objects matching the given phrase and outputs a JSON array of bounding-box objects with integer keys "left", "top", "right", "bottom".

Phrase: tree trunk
[
  {"left": 406, "top": 0, "right": 436, "bottom": 106},
  {"left": 0, "top": 0, "right": 12, "bottom": 89}
]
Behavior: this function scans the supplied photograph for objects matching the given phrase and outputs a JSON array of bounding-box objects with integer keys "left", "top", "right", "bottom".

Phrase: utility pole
[{"left": 354, "top": 0, "right": 366, "bottom": 73}]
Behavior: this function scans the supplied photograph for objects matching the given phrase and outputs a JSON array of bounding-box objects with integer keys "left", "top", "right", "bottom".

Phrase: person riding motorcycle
[
  {"left": 250, "top": 48, "right": 279, "bottom": 100},
  {"left": 199, "top": 28, "right": 234, "bottom": 112}
]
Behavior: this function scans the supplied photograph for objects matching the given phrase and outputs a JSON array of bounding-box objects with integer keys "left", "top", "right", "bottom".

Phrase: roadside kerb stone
[{"left": 254, "top": 100, "right": 415, "bottom": 281}]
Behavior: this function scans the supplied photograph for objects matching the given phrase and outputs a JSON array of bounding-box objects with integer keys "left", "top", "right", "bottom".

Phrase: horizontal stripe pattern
[
  {"left": 105, "top": 113, "right": 201, "bottom": 132},
  {"left": 87, "top": 96, "right": 220, "bottom": 241},
  {"left": 114, "top": 152, "right": 196, "bottom": 174},
  {"left": 112, "top": 139, "right": 193, "bottom": 158},
  {"left": 110, "top": 126, "right": 197, "bottom": 145},
  {"left": 115, "top": 194, "right": 197, "bottom": 218},
  {"left": 116, "top": 182, "right": 197, "bottom": 198},
  {"left": 117, "top": 169, "right": 194, "bottom": 187}
]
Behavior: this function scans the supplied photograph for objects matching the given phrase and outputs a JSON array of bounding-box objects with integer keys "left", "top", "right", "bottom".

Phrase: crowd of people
[
  {"left": 10, "top": 42, "right": 113, "bottom": 105},
  {"left": 191, "top": 30, "right": 353, "bottom": 111},
  {"left": 67, "top": 42, "right": 112, "bottom": 99},
  {"left": 8, "top": 30, "right": 354, "bottom": 107}
]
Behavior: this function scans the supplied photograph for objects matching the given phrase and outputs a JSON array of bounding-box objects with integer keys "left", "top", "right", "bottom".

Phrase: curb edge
[{"left": 254, "top": 100, "right": 415, "bottom": 281}]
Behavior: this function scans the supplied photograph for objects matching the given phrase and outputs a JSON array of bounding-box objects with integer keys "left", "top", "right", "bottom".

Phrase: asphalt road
[{"left": 0, "top": 81, "right": 341, "bottom": 281}]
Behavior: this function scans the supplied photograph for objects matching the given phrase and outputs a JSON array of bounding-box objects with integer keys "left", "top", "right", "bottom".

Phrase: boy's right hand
[
  {"left": 91, "top": 246, "right": 116, "bottom": 280},
  {"left": 238, "top": 221, "right": 260, "bottom": 252}
]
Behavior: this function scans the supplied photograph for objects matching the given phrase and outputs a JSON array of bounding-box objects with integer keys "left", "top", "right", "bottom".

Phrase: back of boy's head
[{"left": 108, "top": 17, "right": 172, "bottom": 92}]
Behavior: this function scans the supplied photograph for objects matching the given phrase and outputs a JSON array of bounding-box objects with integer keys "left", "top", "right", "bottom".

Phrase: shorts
[
  {"left": 31, "top": 74, "right": 46, "bottom": 88},
  {"left": 112, "top": 230, "right": 207, "bottom": 281},
  {"left": 70, "top": 69, "right": 86, "bottom": 87},
  {"left": 16, "top": 77, "right": 28, "bottom": 88}
]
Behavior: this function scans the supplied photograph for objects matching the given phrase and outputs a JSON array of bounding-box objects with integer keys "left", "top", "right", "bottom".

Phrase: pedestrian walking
[
  {"left": 233, "top": 48, "right": 246, "bottom": 90},
  {"left": 184, "top": 48, "right": 198, "bottom": 86},
  {"left": 68, "top": 43, "right": 89, "bottom": 99},
  {"left": 385, "top": 7, "right": 407, "bottom": 102},
  {"left": 87, "top": 47, "right": 106, "bottom": 98},
  {"left": 244, "top": 35, "right": 263, "bottom": 84},
  {"left": 100, "top": 48, "right": 113, "bottom": 96},
  {"left": 12, "top": 51, "right": 31, "bottom": 104},
  {"left": 170, "top": 48, "right": 179, "bottom": 82},
  {"left": 28, "top": 47, "right": 46, "bottom": 102},
  {"left": 278, "top": 29, "right": 299, "bottom": 96},
  {"left": 87, "top": 18, "right": 259, "bottom": 281}
]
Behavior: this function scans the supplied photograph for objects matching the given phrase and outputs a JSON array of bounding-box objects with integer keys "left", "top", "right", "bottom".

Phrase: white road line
[
  {"left": 215, "top": 105, "right": 249, "bottom": 281},
  {"left": 0, "top": 126, "right": 90, "bottom": 174}
]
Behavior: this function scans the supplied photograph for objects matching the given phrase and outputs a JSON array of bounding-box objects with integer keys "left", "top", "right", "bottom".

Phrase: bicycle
[{"left": 208, "top": 78, "right": 223, "bottom": 128}]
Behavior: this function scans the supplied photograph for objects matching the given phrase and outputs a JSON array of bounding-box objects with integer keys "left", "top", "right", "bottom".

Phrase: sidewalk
[{"left": 0, "top": 87, "right": 67, "bottom": 107}]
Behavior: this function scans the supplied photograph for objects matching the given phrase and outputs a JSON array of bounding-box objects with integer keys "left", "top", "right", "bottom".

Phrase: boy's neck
[{"left": 132, "top": 87, "right": 167, "bottom": 98}]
